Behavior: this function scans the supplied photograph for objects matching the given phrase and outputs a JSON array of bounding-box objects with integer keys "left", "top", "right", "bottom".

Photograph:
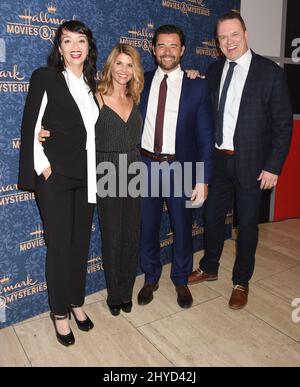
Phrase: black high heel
[
  {"left": 121, "top": 300, "right": 133, "bottom": 313},
  {"left": 69, "top": 306, "right": 94, "bottom": 331},
  {"left": 50, "top": 312, "right": 75, "bottom": 347}
]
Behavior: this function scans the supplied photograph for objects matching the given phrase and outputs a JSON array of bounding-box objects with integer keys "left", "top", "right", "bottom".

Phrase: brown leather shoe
[
  {"left": 137, "top": 283, "right": 159, "bottom": 305},
  {"left": 188, "top": 268, "right": 218, "bottom": 285},
  {"left": 229, "top": 285, "right": 249, "bottom": 310},
  {"left": 176, "top": 285, "right": 193, "bottom": 309}
]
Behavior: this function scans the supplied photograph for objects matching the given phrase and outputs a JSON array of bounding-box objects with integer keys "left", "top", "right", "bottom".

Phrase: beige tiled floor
[{"left": 1, "top": 219, "right": 300, "bottom": 367}]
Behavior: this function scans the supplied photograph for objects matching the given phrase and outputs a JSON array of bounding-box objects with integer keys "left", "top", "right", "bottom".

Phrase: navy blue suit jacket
[
  {"left": 206, "top": 51, "right": 293, "bottom": 188},
  {"left": 140, "top": 70, "right": 215, "bottom": 185}
]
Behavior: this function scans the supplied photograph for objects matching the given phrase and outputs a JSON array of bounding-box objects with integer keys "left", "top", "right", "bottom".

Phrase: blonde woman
[{"left": 95, "top": 44, "right": 144, "bottom": 316}]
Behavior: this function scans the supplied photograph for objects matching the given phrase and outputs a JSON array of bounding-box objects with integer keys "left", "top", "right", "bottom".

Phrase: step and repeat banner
[{"left": 0, "top": 0, "right": 239, "bottom": 327}]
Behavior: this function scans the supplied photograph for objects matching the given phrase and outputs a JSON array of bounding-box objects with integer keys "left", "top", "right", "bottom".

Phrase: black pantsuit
[
  {"left": 95, "top": 102, "right": 142, "bottom": 306},
  {"left": 18, "top": 67, "right": 97, "bottom": 315},
  {"left": 97, "top": 194, "right": 141, "bottom": 305},
  {"left": 35, "top": 173, "right": 94, "bottom": 315}
]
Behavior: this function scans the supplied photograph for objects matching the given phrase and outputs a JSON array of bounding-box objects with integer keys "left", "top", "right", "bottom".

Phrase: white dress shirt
[
  {"left": 216, "top": 49, "right": 252, "bottom": 150},
  {"left": 33, "top": 68, "right": 99, "bottom": 203},
  {"left": 142, "top": 65, "right": 184, "bottom": 154}
]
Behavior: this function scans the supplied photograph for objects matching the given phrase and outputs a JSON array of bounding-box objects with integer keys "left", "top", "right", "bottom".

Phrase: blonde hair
[{"left": 98, "top": 44, "right": 144, "bottom": 105}]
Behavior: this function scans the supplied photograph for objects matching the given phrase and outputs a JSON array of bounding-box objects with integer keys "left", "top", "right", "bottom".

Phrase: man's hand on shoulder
[{"left": 185, "top": 69, "right": 205, "bottom": 79}]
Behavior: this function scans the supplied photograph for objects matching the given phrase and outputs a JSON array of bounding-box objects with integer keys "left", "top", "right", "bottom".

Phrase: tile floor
[{"left": 1, "top": 219, "right": 299, "bottom": 367}]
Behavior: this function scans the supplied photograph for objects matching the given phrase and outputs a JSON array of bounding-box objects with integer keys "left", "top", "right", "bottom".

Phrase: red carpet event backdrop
[{"left": 0, "top": 0, "right": 239, "bottom": 328}]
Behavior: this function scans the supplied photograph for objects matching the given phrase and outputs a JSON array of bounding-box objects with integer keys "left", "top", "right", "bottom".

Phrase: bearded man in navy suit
[
  {"left": 188, "top": 12, "right": 293, "bottom": 309},
  {"left": 137, "top": 25, "right": 215, "bottom": 308}
]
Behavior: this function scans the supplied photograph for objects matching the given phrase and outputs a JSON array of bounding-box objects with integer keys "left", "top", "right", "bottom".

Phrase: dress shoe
[
  {"left": 188, "top": 268, "right": 218, "bottom": 285},
  {"left": 229, "top": 285, "right": 249, "bottom": 310},
  {"left": 50, "top": 312, "right": 75, "bottom": 347},
  {"left": 121, "top": 301, "right": 133, "bottom": 313},
  {"left": 70, "top": 308, "right": 94, "bottom": 331},
  {"left": 137, "top": 283, "right": 159, "bottom": 305},
  {"left": 107, "top": 303, "right": 121, "bottom": 316},
  {"left": 176, "top": 285, "right": 193, "bottom": 309}
]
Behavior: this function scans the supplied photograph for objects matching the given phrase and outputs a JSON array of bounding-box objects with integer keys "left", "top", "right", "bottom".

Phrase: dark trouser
[
  {"left": 35, "top": 172, "right": 94, "bottom": 315},
  {"left": 140, "top": 156, "right": 193, "bottom": 286},
  {"left": 200, "top": 151, "right": 262, "bottom": 287},
  {"left": 97, "top": 195, "right": 141, "bottom": 306}
]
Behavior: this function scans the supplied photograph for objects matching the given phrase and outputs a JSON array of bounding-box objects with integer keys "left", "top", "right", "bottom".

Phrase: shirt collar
[
  {"left": 226, "top": 49, "right": 252, "bottom": 69},
  {"left": 157, "top": 65, "right": 183, "bottom": 81},
  {"left": 64, "top": 67, "right": 85, "bottom": 85}
]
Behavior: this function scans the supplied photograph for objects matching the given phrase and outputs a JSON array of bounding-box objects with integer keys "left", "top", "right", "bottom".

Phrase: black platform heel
[
  {"left": 121, "top": 300, "right": 133, "bottom": 313},
  {"left": 69, "top": 305, "right": 94, "bottom": 331},
  {"left": 50, "top": 312, "right": 75, "bottom": 347}
]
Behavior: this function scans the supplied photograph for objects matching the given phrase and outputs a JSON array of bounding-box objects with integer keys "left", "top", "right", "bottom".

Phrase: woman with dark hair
[{"left": 18, "top": 20, "right": 99, "bottom": 346}]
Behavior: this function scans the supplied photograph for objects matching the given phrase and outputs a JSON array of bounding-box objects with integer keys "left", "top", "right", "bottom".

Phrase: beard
[{"left": 156, "top": 55, "right": 180, "bottom": 72}]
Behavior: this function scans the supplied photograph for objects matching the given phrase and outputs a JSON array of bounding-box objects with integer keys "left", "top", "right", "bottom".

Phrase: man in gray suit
[{"left": 189, "top": 12, "right": 292, "bottom": 309}]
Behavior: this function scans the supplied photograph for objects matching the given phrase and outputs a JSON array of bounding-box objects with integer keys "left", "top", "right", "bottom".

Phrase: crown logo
[
  {"left": 47, "top": 3, "right": 57, "bottom": 13},
  {"left": 147, "top": 21, "right": 154, "bottom": 29},
  {"left": 0, "top": 276, "right": 10, "bottom": 285},
  {"left": 88, "top": 255, "right": 101, "bottom": 264}
]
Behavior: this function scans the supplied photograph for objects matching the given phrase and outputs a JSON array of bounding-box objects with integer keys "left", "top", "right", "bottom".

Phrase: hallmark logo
[
  {"left": 120, "top": 21, "right": 155, "bottom": 54},
  {"left": 192, "top": 222, "right": 204, "bottom": 237},
  {"left": 0, "top": 184, "right": 35, "bottom": 206},
  {"left": 0, "top": 274, "right": 38, "bottom": 295},
  {"left": 6, "top": 4, "right": 75, "bottom": 43},
  {"left": 0, "top": 274, "right": 47, "bottom": 305},
  {"left": 0, "top": 65, "right": 29, "bottom": 93},
  {"left": 0, "top": 276, "right": 10, "bottom": 285},
  {"left": 11, "top": 138, "right": 21, "bottom": 149},
  {"left": 47, "top": 3, "right": 57, "bottom": 13},
  {"left": 196, "top": 38, "right": 220, "bottom": 59},
  {"left": 87, "top": 255, "right": 104, "bottom": 274},
  {"left": 20, "top": 226, "right": 45, "bottom": 252},
  {"left": 160, "top": 230, "right": 174, "bottom": 248},
  {"left": 162, "top": 0, "right": 210, "bottom": 16},
  {"left": 0, "top": 183, "right": 18, "bottom": 194}
]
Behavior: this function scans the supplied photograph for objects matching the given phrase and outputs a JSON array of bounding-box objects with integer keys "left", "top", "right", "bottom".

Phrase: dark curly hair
[{"left": 47, "top": 20, "right": 97, "bottom": 93}]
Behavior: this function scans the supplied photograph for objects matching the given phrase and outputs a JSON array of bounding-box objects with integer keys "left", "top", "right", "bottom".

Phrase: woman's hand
[
  {"left": 38, "top": 126, "right": 50, "bottom": 144},
  {"left": 42, "top": 166, "right": 52, "bottom": 181}
]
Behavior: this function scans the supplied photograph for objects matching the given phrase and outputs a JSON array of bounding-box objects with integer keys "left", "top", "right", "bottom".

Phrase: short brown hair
[
  {"left": 216, "top": 11, "right": 247, "bottom": 38},
  {"left": 152, "top": 25, "right": 185, "bottom": 47}
]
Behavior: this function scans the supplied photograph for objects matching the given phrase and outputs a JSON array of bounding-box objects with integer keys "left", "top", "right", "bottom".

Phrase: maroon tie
[{"left": 154, "top": 74, "right": 168, "bottom": 154}]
